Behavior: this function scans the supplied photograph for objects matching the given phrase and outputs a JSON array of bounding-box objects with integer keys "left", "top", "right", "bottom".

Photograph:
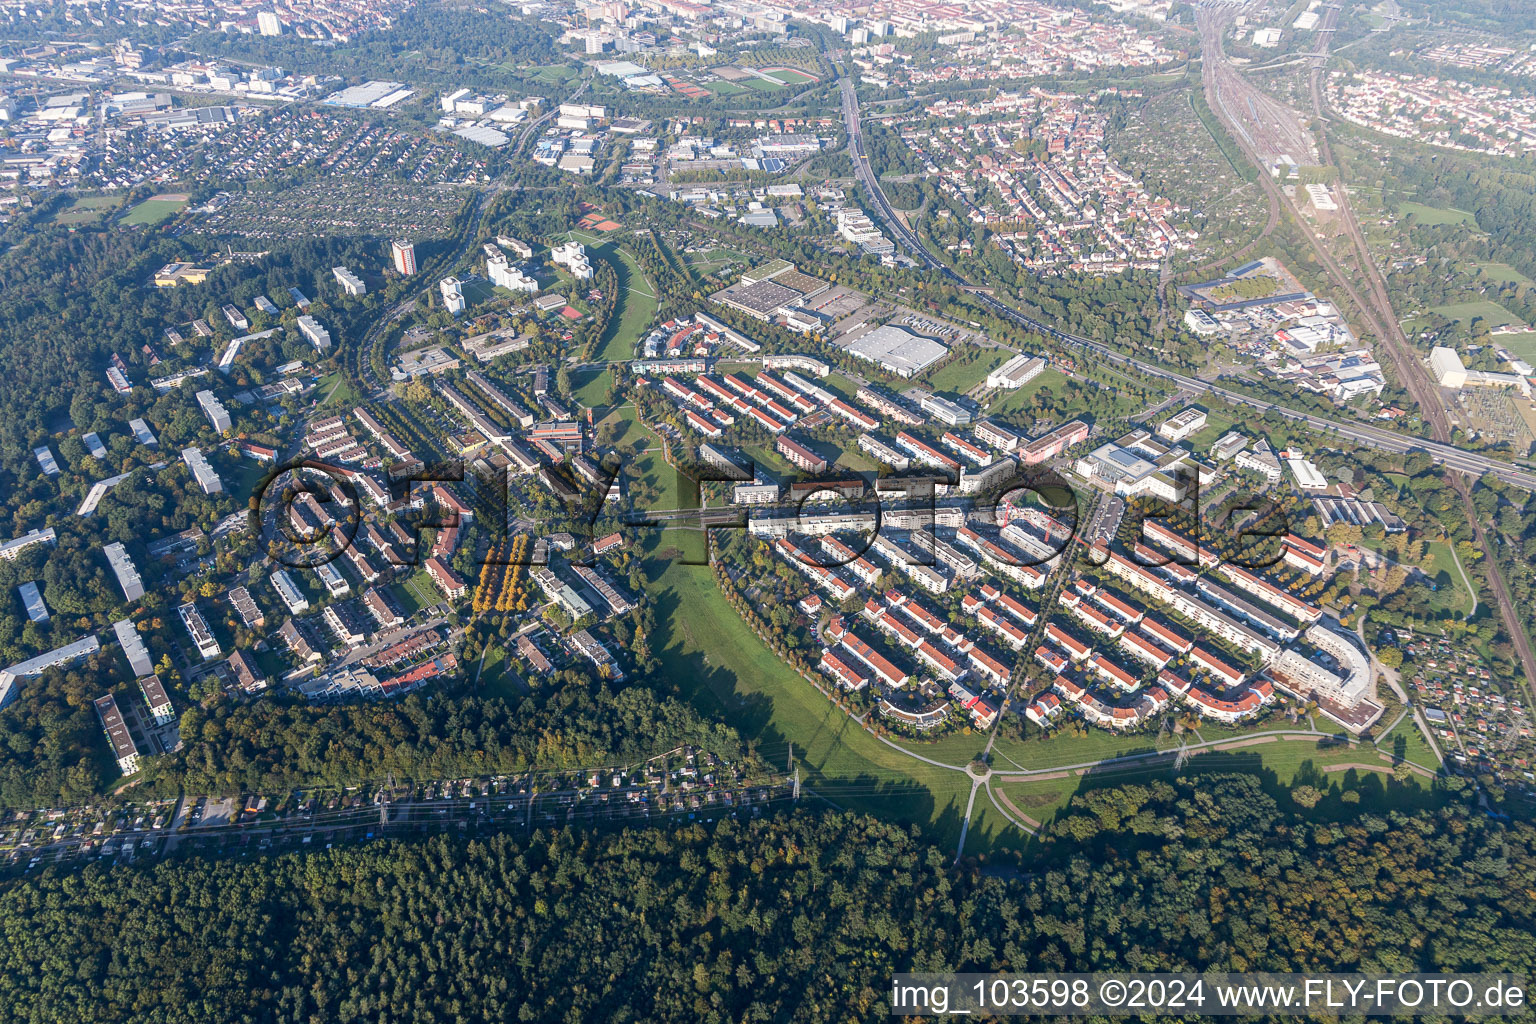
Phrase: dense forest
[
  {"left": 0, "top": 663, "right": 748, "bottom": 808},
  {"left": 1, "top": 775, "right": 1532, "bottom": 1022}
]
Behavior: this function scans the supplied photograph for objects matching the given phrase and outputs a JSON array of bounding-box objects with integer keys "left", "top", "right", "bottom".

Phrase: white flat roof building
[
  {"left": 197, "top": 389, "right": 231, "bottom": 432},
  {"left": 551, "top": 241, "right": 593, "bottom": 280},
  {"left": 113, "top": 619, "right": 153, "bottom": 677},
  {"left": 0, "top": 635, "right": 102, "bottom": 708},
  {"left": 1, "top": 527, "right": 56, "bottom": 561},
  {"left": 846, "top": 325, "right": 948, "bottom": 378},
  {"left": 440, "top": 276, "right": 466, "bottom": 315},
  {"left": 1287, "top": 457, "right": 1329, "bottom": 491},
  {"left": 182, "top": 448, "right": 223, "bottom": 494},
  {"left": 18, "top": 581, "right": 47, "bottom": 623},
  {"left": 103, "top": 542, "right": 144, "bottom": 601},
  {"left": 986, "top": 353, "right": 1045, "bottom": 389},
  {"left": 271, "top": 569, "right": 309, "bottom": 615},
  {"left": 296, "top": 315, "right": 331, "bottom": 351},
  {"left": 178, "top": 603, "right": 220, "bottom": 660},
  {"left": 1157, "top": 407, "right": 1208, "bottom": 443},
  {"left": 333, "top": 266, "right": 366, "bottom": 296}
]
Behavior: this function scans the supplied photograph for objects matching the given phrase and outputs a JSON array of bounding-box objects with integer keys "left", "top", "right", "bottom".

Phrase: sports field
[{"left": 122, "top": 195, "right": 189, "bottom": 226}]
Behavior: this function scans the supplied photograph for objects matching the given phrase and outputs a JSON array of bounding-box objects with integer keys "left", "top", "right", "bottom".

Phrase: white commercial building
[
  {"left": 1156, "top": 407, "right": 1207, "bottom": 443},
  {"left": 986, "top": 353, "right": 1045, "bottom": 389},
  {"left": 846, "top": 325, "right": 948, "bottom": 378}
]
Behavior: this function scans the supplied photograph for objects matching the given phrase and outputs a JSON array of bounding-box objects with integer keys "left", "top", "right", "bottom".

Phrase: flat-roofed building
[
  {"left": 18, "top": 581, "right": 47, "bottom": 623},
  {"left": 227, "top": 585, "right": 264, "bottom": 629},
  {"left": 846, "top": 324, "right": 948, "bottom": 378},
  {"left": 103, "top": 542, "right": 145, "bottom": 601},
  {"left": 296, "top": 315, "right": 332, "bottom": 351},
  {"left": 182, "top": 448, "right": 223, "bottom": 494},
  {"left": 1211, "top": 431, "right": 1248, "bottom": 461},
  {"left": 133, "top": 671, "right": 173, "bottom": 724},
  {"left": 391, "top": 238, "right": 417, "bottom": 276},
  {"left": 94, "top": 694, "right": 140, "bottom": 775},
  {"left": 196, "top": 389, "right": 230, "bottom": 432},
  {"left": 986, "top": 353, "right": 1045, "bottom": 389},
  {"left": 179, "top": 603, "right": 220, "bottom": 660},
  {"left": 1157, "top": 407, "right": 1208, "bottom": 443},
  {"left": 270, "top": 569, "right": 309, "bottom": 615},
  {"left": 0, "top": 636, "right": 102, "bottom": 708},
  {"left": 129, "top": 418, "right": 158, "bottom": 447},
  {"left": 333, "top": 266, "right": 366, "bottom": 296},
  {"left": 920, "top": 393, "right": 971, "bottom": 425},
  {"left": 1, "top": 527, "right": 56, "bottom": 561},
  {"left": 113, "top": 619, "right": 153, "bottom": 676}
]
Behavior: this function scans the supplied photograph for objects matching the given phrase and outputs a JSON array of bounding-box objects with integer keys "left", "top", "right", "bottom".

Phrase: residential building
[
  {"left": 94, "top": 694, "right": 140, "bottom": 775},
  {"left": 113, "top": 619, "right": 152, "bottom": 676},
  {"left": 391, "top": 238, "right": 417, "bottom": 276},
  {"left": 296, "top": 315, "right": 332, "bottom": 351},
  {"left": 139, "top": 672, "right": 174, "bottom": 724},
  {"left": 440, "top": 276, "right": 466, "bottom": 315},
  {"left": 182, "top": 448, "right": 223, "bottom": 494},
  {"left": 103, "top": 542, "right": 144, "bottom": 601},
  {"left": 333, "top": 266, "right": 366, "bottom": 296},
  {"left": 197, "top": 389, "right": 231, "bottom": 432}
]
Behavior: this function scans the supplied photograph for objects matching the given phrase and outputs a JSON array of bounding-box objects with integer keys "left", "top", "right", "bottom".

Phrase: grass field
[
  {"left": 833, "top": 447, "right": 878, "bottom": 473},
  {"left": 528, "top": 64, "right": 578, "bottom": 83},
  {"left": 635, "top": 450, "right": 684, "bottom": 512},
  {"left": 1421, "top": 539, "right": 1477, "bottom": 618},
  {"left": 393, "top": 571, "right": 440, "bottom": 617},
  {"left": 1376, "top": 711, "right": 1444, "bottom": 772},
  {"left": 597, "top": 404, "right": 660, "bottom": 453},
  {"left": 741, "top": 442, "right": 793, "bottom": 478},
  {"left": 991, "top": 732, "right": 1439, "bottom": 829},
  {"left": 1477, "top": 263, "right": 1534, "bottom": 287},
  {"left": 651, "top": 561, "right": 1019, "bottom": 852},
  {"left": 988, "top": 726, "right": 1175, "bottom": 772},
  {"left": 1397, "top": 201, "right": 1478, "bottom": 227},
  {"left": 572, "top": 368, "right": 613, "bottom": 410},
  {"left": 1493, "top": 331, "right": 1536, "bottom": 363},
  {"left": 570, "top": 231, "right": 657, "bottom": 362},
  {"left": 122, "top": 196, "right": 188, "bottom": 226},
  {"left": 316, "top": 371, "right": 361, "bottom": 409},
  {"left": 686, "top": 246, "right": 751, "bottom": 276},
  {"left": 1430, "top": 300, "right": 1524, "bottom": 328},
  {"left": 984, "top": 368, "right": 1070, "bottom": 419},
  {"left": 764, "top": 68, "right": 818, "bottom": 84},
  {"left": 221, "top": 455, "right": 272, "bottom": 508},
  {"left": 926, "top": 349, "right": 1008, "bottom": 395},
  {"left": 53, "top": 194, "right": 122, "bottom": 226},
  {"left": 821, "top": 372, "right": 860, "bottom": 400},
  {"left": 742, "top": 77, "right": 787, "bottom": 92},
  {"left": 704, "top": 81, "right": 747, "bottom": 97}
]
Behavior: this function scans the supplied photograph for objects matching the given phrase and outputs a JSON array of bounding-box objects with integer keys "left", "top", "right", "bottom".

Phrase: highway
[{"left": 838, "top": 76, "right": 1536, "bottom": 492}]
